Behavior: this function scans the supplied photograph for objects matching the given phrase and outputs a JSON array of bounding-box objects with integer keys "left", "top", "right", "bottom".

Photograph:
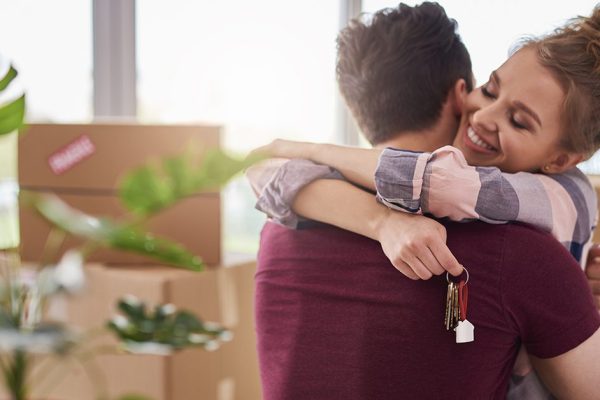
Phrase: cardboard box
[
  {"left": 32, "top": 262, "right": 261, "bottom": 400},
  {"left": 18, "top": 123, "right": 222, "bottom": 266}
]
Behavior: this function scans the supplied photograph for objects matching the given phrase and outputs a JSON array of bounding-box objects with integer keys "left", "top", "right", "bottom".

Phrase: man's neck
[
  {"left": 374, "top": 129, "right": 451, "bottom": 152},
  {"left": 374, "top": 97, "right": 460, "bottom": 152}
]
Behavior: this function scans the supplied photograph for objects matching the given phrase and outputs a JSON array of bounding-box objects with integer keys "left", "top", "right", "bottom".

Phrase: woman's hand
[
  {"left": 375, "top": 211, "right": 463, "bottom": 280},
  {"left": 251, "top": 139, "right": 315, "bottom": 160},
  {"left": 586, "top": 243, "right": 600, "bottom": 310}
]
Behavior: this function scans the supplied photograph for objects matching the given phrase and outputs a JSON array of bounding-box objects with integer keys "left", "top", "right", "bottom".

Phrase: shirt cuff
[
  {"left": 374, "top": 147, "right": 430, "bottom": 213},
  {"left": 255, "top": 158, "right": 343, "bottom": 229}
]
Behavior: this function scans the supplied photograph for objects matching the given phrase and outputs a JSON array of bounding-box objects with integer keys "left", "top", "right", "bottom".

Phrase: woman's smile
[{"left": 464, "top": 125, "right": 497, "bottom": 153}]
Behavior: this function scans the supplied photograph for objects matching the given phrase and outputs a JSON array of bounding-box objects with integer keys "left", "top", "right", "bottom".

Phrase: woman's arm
[
  {"left": 291, "top": 178, "right": 463, "bottom": 279},
  {"left": 255, "top": 141, "right": 596, "bottom": 264},
  {"left": 252, "top": 140, "right": 596, "bottom": 266},
  {"left": 246, "top": 157, "right": 463, "bottom": 279},
  {"left": 254, "top": 139, "right": 381, "bottom": 190}
]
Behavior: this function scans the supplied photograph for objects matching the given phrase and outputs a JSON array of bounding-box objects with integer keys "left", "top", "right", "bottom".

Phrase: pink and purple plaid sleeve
[
  {"left": 375, "top": 145, "right": 597, "bottom": 265},
  {"left": 253, "top": 159, "right": 343, "bottom": 229}
]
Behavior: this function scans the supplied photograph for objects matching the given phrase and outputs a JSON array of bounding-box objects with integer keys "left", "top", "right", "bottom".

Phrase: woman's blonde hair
[{"left": 523, "top": 6, "right": 600, "bottom": 158}]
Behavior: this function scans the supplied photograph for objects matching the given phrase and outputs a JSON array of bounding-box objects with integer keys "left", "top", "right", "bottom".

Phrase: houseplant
[{"left": 0, "top": 62, "right": 260, "bottom": 400}]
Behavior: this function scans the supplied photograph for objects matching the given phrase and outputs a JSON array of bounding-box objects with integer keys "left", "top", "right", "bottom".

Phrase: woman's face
[{"left": 452, "top": 47, "right": 567, "bottom": 173}]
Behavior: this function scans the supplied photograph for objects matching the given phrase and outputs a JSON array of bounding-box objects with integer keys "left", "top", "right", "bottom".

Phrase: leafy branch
[{"left": 0, "top": 65, "right": 25, "bottom": 136}]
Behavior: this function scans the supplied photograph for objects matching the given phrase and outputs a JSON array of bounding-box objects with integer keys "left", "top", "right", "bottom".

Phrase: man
[{"left": 250, "top": 3, "right": 600, "bottom": 399}]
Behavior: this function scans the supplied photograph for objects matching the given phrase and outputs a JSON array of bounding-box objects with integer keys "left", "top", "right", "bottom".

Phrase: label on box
[{"left": 48, "top": 134, "right": 96, "bottom": 175}]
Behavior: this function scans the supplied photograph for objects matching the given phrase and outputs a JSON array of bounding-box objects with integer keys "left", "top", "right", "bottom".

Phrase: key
[
  {"left": 444, "top": 281, "right": 454, "bottom": 330},
  {"left": 452, "top": 284, "right": 460, "bottom": 329},
  {"left": 444, "top": 282, "right": 454, "bottom": 331}
]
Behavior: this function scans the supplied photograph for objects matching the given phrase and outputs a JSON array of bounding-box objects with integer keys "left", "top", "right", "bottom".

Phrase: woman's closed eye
[
  {"left": 481, "top": 84, "right": 494, "bottom": 98},
  {"left": 510, "top": 114, "right": 528, "bottom": 130},
  {"left": 481, "top": 84, "right": 531, "bottom": 131}
]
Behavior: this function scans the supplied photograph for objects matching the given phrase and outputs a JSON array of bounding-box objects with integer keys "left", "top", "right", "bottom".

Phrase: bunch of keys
[{"left": 444, "top": 267, "right": 474, "bottom": 343}]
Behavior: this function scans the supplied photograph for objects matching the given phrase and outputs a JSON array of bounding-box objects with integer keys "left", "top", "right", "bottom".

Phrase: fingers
[
  {"left": 429, "top": 240, "right": 463, "bottom": 276},
  {"left": 586, "top": 258, "right": 600, "bottom": 280},
  {"left": 380, "top": 220, "right": 463, "bottom": 280},
  {"left": 416, "top": 247, "right": 446, "bottom": 276},
  {"left": 400, "top": 253, "right": 433, "bottom": 280},
  {"left": 584, "top": 249, "right": 600, "bottom": 310},
  {"left": 393, "top": 241, "right": 456, "bottom": 280},
  {"left": 586, "top": 243, "right": 600, "bottom": 274},
  {"left": 391, "top": 259, "right": 421, "bottom": 280},
  {"left": 589, "top": 276, "right": 600, "bottom": 295}
]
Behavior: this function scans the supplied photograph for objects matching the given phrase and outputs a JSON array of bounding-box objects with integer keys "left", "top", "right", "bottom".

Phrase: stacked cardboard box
[
  {"left": 14, "top": 123, "right": 261, "bottom": 399},
  {"left": 18, "top": 123, "right": 222, "bottom": 266},
  {"left": 32, "top": 262, "right": 261, "bottom": 400}
]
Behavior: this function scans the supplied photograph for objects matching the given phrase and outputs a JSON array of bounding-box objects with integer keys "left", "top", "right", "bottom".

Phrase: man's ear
[
  {"left": 543, "top": 152, "right": 585, "bottom": 174},
  {"left": 450, "top": 79, "right": 468, "bottom": 116}
]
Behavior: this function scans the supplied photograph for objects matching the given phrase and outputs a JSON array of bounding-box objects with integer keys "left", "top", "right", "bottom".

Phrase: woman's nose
[{"left": 471, "top": 105, "right": 498, "bottom": 133}]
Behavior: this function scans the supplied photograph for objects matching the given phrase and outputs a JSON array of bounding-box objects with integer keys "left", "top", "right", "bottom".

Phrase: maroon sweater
[{"left": 255, "top": 221, "right": 600, "bottom": 400}]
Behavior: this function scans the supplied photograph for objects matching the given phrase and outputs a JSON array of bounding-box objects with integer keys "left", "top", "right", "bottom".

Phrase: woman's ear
[
  {"left": 451, "top": 79, "right": 468, "bottom": 116},
  {"left": 542, "top": 152, "right": 584, "bottom": 174}
]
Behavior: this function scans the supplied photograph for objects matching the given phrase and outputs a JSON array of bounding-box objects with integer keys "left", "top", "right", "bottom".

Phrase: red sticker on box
[{"left": 48, "top": 134, "right": 96, "bottom": 175}]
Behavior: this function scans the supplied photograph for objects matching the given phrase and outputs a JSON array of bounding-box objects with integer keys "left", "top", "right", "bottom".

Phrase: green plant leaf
[
  {"left": 115, "top": 395, "right": 154, "bottom": 400},
  {"left": 106, "top": 226, "right": 203, "bottom": 271},
  {"left": 163, "top": 154, "right": 196, "bottom": 197},
  {"left": 117, "top": 164, "right": 173, "bottom": 215},
  {"left": 107, "top": 297, "right": 230, "bottom": 351},
  {"left": 194, "top": 148, "right": 264, "bottom": 190},
  {"left": 172, "top": 311, "right": 204, "bottom": 331},
  {"left": 0, "top": 94, "right": 25, "bottom": 136},
  {"left": 119, "top": 148, "right": 263, "bottom": 216},
  {"left": 117, "top": 297, "right": 147, "bottom": 323},
  {"left": 27, "top": 193, "right": 204, "bottom": 270},
  {"left": 26, "top": 192, "right": 110, "bottom": 240},
  {"left": 0, "top": 65, "right": 17, "bottom": 92}
]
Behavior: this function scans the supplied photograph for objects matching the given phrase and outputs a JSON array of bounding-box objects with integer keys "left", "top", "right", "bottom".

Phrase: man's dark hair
[{"left": 336, "top": 2, "right": 473, "bottom": 145}]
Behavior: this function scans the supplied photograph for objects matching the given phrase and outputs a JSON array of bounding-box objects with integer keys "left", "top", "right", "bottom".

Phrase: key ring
[{"left": 446, "top": 266, "right": 469, "bottom": 284}]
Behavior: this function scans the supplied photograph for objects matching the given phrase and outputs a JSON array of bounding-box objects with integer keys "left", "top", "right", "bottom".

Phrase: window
[
  {"left": 137, "top": 0, "right": 342, "bottom": 254},
  {"left": 0, "top": 0, "right": 93, "bottom": 123},
  {"left": 0, "top": 0, "right": 92, "bottom": 248}
]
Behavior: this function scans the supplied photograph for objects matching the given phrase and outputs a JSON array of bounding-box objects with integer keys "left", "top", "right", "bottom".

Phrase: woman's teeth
[{"left": 467, "top": 128, "right": 495, "bottom": 151}]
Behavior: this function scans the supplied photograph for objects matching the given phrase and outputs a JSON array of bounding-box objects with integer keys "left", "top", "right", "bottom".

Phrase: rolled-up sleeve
[
  {"left": 375, "top": 146, "right": 488, "bottom": 222},
  {"left": 375, "top": 146, "right": 522, "bottom": 222},
  {"left": 254, "top": 159, "right": 343, "bottom": 229},
  {"left": 374, "top": 145, "right": 597, "bottom": 264},
  {"left": 374, "top": 147, "right": 432, "bottom": 213}
]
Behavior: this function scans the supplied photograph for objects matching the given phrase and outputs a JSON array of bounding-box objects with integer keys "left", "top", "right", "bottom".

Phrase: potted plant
[{"left": 0, "top": 62, "right": 260, "bottom": 400}]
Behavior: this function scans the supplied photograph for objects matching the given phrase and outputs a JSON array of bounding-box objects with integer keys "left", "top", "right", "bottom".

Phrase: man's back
[{"left": 255, "top": 220, "right": 599, "bottom": 399}]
